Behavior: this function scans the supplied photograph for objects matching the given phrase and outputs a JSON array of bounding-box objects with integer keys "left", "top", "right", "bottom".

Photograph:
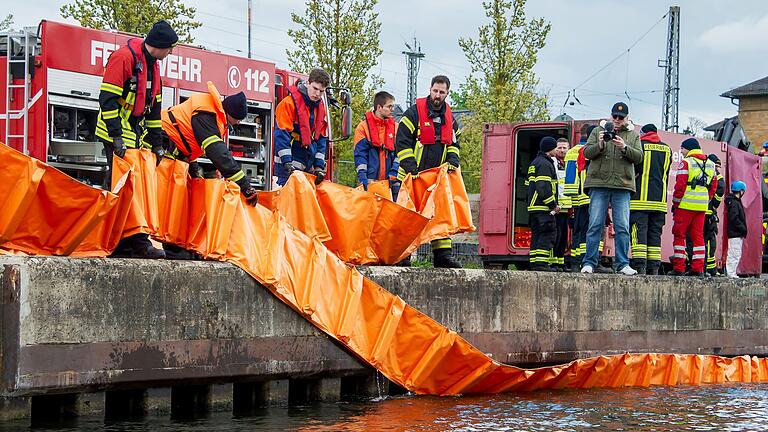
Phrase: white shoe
[
  {"left": 581, "top": 265, "right": 594, "bottom": 274},
  {"left": 618, "top": 266, "right": 638, "bottom": 275}
]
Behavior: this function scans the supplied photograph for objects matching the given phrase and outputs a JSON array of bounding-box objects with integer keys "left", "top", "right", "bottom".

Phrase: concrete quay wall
[{"left": 1, "top": 257, "right": 767, "bottom": 419}]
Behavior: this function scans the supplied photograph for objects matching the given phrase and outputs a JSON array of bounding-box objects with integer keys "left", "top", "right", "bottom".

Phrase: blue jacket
[{"left": 273, "top": 86, "right": 327, "bottom": 185}]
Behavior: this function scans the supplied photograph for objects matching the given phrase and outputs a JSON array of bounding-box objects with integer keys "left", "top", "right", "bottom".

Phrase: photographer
[
  {"left": 670, "top": 138, "right": 718, "bottom": 276},
  {"left": 580, "top": 102, "right": 643, "bottom": 275}
]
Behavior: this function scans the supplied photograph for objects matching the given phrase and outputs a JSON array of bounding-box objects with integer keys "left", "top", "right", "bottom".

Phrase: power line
[{"left": 573, "top": 12, "right": 668, "bottom": 91}]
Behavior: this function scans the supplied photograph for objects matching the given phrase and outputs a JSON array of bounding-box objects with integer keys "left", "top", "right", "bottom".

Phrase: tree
[
  {"left": 60, "top": 0, "right": 201, "bottom": 43},
  {"left": 456, "top": 0, "right": 551, "bottom": 192},
  {"left": 286, "top": 0, "right": 384, "bottom": 186},
  {"left": 683, "top": 116, "right": 714, "bottom": 140},
  {"left": 0, "top": 14, "right": 13, "bottom": 31}
]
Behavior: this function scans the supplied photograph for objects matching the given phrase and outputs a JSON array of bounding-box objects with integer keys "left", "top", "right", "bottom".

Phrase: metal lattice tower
[
  {"left": 403, "top": 38, "right": 425, "bottom": 107},
  {"left": 659, "top": 6, "right": 680, "bottom": 132}
]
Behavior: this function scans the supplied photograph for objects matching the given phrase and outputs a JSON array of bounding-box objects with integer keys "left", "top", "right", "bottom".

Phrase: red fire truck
[
  {"left": 479, "top": 120, "right": 763, "bottom": 275},
  {"left": 1, "top": 20, "right": 351, "bottom": 190}
]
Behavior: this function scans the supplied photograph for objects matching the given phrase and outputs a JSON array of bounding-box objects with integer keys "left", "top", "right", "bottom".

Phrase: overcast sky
[{"left": 8, "top": 0, "right": 768, "bottom": 127}]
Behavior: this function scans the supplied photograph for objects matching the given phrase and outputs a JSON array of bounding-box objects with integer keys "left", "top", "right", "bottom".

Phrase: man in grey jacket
[{"left": 581, "top": 102, "right": 644, "bottom": 275}]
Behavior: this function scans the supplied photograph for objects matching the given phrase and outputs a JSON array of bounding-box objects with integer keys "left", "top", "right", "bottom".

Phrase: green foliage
[
  {"left": 286, "top": 0, "right": 384, "bottom": 186},
  {"left": 0, "top": 14, "right": 13, "bottom": 31},
  {"left": 60, "top": 0, "right": 201, "bottom": 43},
  {"left": 456, "top": 0, "right": 551, "bottom": 193}
]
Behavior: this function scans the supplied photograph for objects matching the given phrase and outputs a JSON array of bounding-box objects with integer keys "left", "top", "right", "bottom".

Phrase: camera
[{"left": 602, "top": 130, "right": 616, "bottom": 141}]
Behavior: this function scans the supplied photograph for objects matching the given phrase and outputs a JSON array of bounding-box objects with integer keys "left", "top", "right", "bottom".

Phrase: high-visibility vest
[
  {"left": 161, "top": 81, "right": 227, "bottom": 162},
  {"left": 678, "top": 153, "right": 715, "bottom": 212}
]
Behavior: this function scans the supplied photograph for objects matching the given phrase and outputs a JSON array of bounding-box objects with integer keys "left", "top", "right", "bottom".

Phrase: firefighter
[
  {"left": 704, "top": 154, "right": 725, "bottom": 276},
  {"left": 274, "top": 68, "right": 331, "bottom": 187},
  {"left": 396, "top": 75, "right": 462, "bottom": 268},
  {"left": 526, "top": 136, "right": 559, "bottom": 271},
  {"left": 564, "top": 125, "right": 596, "bottom": 272},
  {"left": 353, "top": 91, "right": 400, "bottom": 199},
  {"left": 670, "top": 138, "right": 717, "bottom": 276},
  {"left": 161, "top": 83, "right": 259, "bottom": 205},
  {"left": 550, "top": 138, "right": 570, "bottom": 271},
  {"left": 629, "top": 124, "right": 671, "bottom": 275},
  {"left": 96, "top": 20, "right": 178, "bottom": 259}
]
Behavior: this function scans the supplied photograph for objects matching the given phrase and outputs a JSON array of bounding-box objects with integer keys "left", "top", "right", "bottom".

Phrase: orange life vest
[
  {"left": 364, "top": 111, "right": 395, "bottom": 151},
  {"left": 161, "top": 81, "right": 228, "bottom": 161},
  {"left": 415, "top": 97, "right": 453, "bottom": 145},
  {"left": 287, "top": 85, "right": 326, "bottom": 147}
]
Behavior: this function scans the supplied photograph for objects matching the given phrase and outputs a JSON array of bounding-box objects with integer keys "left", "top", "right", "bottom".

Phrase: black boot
[
  {"left": 530, "top": 264, "right": 555, "bottom": 272},
  {"left": 646, "top": 260, "right": 660, "bottom": 275},
  {"left": 129, "top": 234, "right": 166, "bottom": 259},
  {"left": 433, "top": 248, "right": 461, "bottom": 268},
  {"left": 164, "top": 243, "right": 193, "bottom": 260},
  {"left": 395, "top": 256, "right": 411, "bottom": 267}
]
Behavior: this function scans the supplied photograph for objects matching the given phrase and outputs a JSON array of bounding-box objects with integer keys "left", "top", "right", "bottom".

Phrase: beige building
[{"left": 721, "top": 76, "right": 768, "bottom": 149}]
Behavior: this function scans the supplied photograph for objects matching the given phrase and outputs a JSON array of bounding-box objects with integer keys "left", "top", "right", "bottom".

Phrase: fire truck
[
  {"left": 479, "top": 120, "right": 763, "bottom": 275},
  {"left": 0, "top": 20, "right": 352, "bottom": 190}
]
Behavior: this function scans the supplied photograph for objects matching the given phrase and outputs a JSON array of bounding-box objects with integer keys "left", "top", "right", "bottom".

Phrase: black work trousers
[
  {"left": 704, "top": 214, "right": 718, "bottom": 273},
  {"left": 630, "top": 210, "right": 666, "bottom": 273},
  {"left": 552, "top": 212, "right": 569, "bottom": 267},
  {"left": 571, "top": 205, "right": 589, "bottom": 266},
  {"left": 529, "top": 211, "right": 556, "bottom": 268}
]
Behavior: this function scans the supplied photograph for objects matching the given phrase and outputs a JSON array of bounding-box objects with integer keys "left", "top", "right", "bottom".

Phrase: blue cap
[
  {"left": 731, "top": 181, "right": 746, "bottom": 193},
  {"left": 763, "top": 141, "right": 768, "bottom": 149}
]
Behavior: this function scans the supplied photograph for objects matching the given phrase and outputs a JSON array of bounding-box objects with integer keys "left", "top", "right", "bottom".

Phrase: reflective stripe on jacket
[
  {"left": 675, "top": 149, "right": 716, "bottom": 212},
  {"left": 630, "top": 133, "right": 672, "bottom": 212},
  {"left": 526, "top": 152, "right": 558, "bottom": 212},
  {"left": 161, "top": 82, "right": 228, "bottom": 162}
]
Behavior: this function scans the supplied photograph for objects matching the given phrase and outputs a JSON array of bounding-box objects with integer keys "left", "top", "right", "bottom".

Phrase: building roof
[{"left": 720, "top": 76, "right": 768, "bottom": 99}]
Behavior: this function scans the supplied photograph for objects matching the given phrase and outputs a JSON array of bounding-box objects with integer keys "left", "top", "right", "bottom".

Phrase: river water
[{"left": 8, "top": 383, "right": 768, "bottom": 431}]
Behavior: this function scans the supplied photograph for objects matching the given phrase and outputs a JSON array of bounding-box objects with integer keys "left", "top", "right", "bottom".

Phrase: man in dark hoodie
[
  {"left": 670, "top": 138, "right": 718, "bottom": 276},
  {"left": 629, "top": 124, "right": 671, "bottom": 275},
  {"left": 526, "top": 136, "right": 560, "bottom": 271},
  {"left": 725, "top": 181, "right": 747, "bottom": 278}
]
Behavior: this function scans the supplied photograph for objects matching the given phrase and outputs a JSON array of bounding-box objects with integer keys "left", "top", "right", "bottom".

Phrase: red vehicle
[
  {"left": 479, "top": 120, "right": 763, "bottom": 275},
  {"left": 1, "top": 21, "right": 351, "bottom": 190}
]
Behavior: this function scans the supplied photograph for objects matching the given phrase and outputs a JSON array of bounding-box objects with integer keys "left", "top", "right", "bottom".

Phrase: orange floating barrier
[{"left": 0, "top": 142, "right": 766, "bottom": 396}]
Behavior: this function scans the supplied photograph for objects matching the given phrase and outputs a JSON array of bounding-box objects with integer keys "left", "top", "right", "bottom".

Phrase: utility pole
[
  {"left": 659, "top": 6, "right": 680, "bottom": 132},
  {"left": 403, "top": 37, "right": 425, "bottom": 107},
  {"left": 247, "top": 0, "right": 252, "bottom": 58}
]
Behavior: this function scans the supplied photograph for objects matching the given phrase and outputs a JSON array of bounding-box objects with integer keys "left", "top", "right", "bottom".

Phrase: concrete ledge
[
  {"left": 2, "top": 257, "right": 767, "bottom": 399},
  {"left": 358, "top": 267, "right": 768, "bottom": 363}
]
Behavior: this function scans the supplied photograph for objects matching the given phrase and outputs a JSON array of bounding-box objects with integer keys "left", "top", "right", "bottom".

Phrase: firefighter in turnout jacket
[
  {"left": 527, "top": 137, "right": 560, "bottom": 271},
  {"left": 353, "top": 91, "right": 400, "bottom": 199},
  {"left": 395, "top": 75, "right": 461, "bottom": 268},
  {"left": 564, "top": 125, "right": 596, "bottom": 271},
  {"left": 704, "top": 154, "right": 725, "bottom": 276},
  {"left": 273, "top": 68, "right": 330, "bottom": 187},
  {"left": 670, "top": 138, "right": 718, "bottom": 276},
  {"left": 551, "top": 138, "right": 571, "bottom": 270},
  {"left": 629, "top": 124, "right": 671, "bottom": 275},
  {"left": 161, "top": 83, "right": 259, "bottom": 205},
  {"left": 96, "top": 20, "right": 178, "bottom": 259}
]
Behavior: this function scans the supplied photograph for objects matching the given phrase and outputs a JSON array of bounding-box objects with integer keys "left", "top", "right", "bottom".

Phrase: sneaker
[
  {"left": 618, "top": 266, "right": 638, "bottom": 275},
  {"left": 581, "top": 265, "right": 594, "bottom": 274}
]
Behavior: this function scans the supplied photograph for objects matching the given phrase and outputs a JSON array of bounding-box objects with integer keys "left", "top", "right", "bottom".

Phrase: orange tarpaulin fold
[{"left": 0, "top": 142, "right": 766, "bottom": 396}]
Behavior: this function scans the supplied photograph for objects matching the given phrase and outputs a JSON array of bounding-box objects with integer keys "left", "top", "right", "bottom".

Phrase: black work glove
[
  {"left": 314, "top": 169, "right": 325, "bottom": 185},
  {"left": 151, "top": 145, "right": 166, "bottom": 166},
  {"left": 284, "top": 163, "right": 296, "bottom": 177},
  {"left": 188, "top": 161, "right": 204, "bottom": 179},
  {"left": 112, "top": 136, "right": 127, "bottom": 158},
  {"left": 242, "top": 186, "right": 259, "bottom": 206},
  {"left": 236, "top": 177, "right": 259, "bottom": 206}
]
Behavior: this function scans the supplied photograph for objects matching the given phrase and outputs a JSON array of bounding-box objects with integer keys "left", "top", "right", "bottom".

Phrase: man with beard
[{"left": 396, "top": 75, "right": 462, "bottom": 268}]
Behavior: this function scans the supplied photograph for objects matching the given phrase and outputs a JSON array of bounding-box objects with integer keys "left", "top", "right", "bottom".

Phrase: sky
[{"left": 7, "top": 0, "right": 768, "bottom": 128}]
